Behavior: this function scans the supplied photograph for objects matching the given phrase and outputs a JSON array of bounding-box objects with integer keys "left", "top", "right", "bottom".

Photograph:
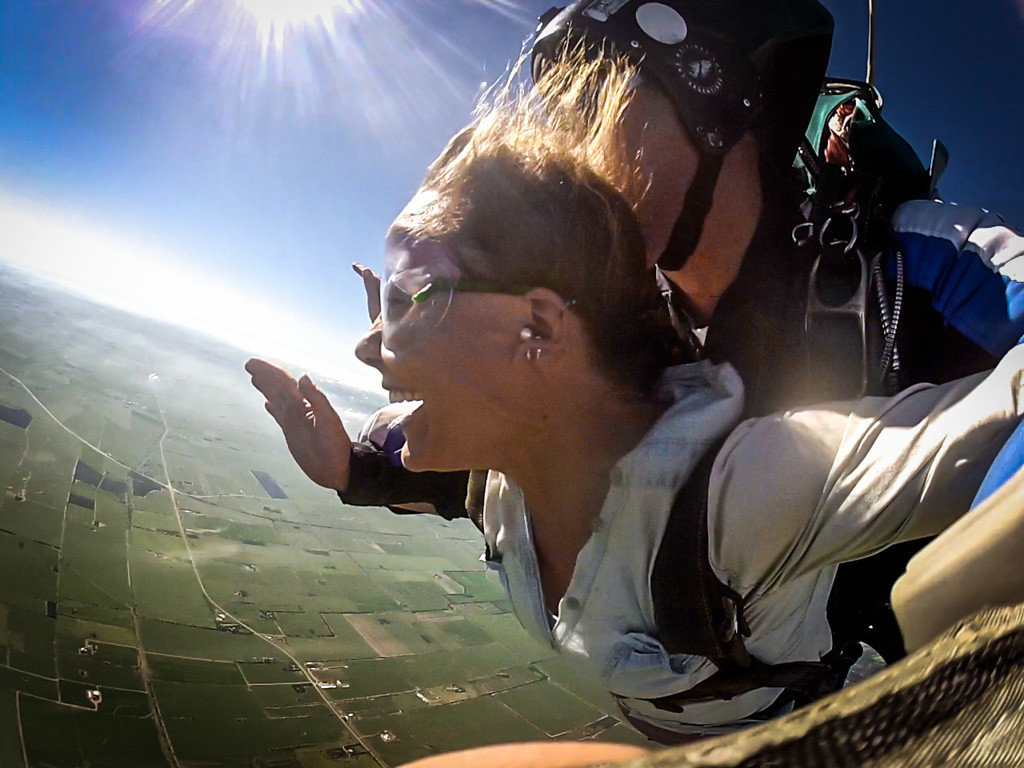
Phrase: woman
[{"left": 247, "top": 68, "right": 1024, "bottom": 738}]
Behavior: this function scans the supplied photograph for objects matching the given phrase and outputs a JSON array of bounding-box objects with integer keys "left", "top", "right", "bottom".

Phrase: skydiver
[{"left": 247, "top": 65, "right": 1024, "bottom": 735}]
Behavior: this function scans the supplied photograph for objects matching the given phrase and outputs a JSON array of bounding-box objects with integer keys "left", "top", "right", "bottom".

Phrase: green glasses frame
[{"left": 410, "top": 278, "right": 532, "bottom": 304}]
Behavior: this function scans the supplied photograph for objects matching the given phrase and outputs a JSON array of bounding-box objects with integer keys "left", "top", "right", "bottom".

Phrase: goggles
[{"left": 380, "top": 236, "right": 530, "bottom": 351}]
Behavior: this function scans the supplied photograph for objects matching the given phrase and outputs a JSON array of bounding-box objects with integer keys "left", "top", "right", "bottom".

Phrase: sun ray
[
  {"left": 233, "top": 0, "right": 365, "bottom": 53},
  {"left": 235, "top": 0, "right": 363, "bottom": 28},
  {"left": 133, "top": 0, "right": 536, "bottom": 154}
]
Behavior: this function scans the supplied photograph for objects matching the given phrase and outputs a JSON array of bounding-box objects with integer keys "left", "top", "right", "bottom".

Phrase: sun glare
[
  {"left": 234, "top": 0, "right": 362, "bottom": 48},
  {"left": 236, "top": 0, "right": 359, "bottom": 28},
  {"left": 136, "top": 0, "right": 535, "bottom": 148}
]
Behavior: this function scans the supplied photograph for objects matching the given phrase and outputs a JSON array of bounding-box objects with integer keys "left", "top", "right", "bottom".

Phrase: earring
[
  {"left": 520, "top": 327, "right": 537, "bottom": 341},
  {"left": 526, "top": 347, "right": 542, "bottom": 362}
]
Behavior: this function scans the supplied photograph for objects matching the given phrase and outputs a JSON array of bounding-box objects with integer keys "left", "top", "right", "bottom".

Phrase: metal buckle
[
  {"left": 819, "top": 201, "right": 860, "bottom": 256},
  {"left": 792, "top": 201, "right": 860, "bottom": 254},
  {"left": 792, "top": 220, "right": 815, "bottom": 247}
]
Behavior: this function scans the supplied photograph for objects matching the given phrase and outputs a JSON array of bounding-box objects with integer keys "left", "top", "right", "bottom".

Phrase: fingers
[
  {"left": 246, "top": 358, "right": 293, "bottom": 385},
  {"left": 245, "top": 357, "right": 285, "bottom": 378},
  {"left": 299, "top": 376, "right": 352, "bottom": 454},
  {"left": 265, "top": 398, "right": 308, "bottom": 436},
  {"left": 246, "top": 358, "right": 297, "bottom": 394},
  {"left": 298, "top": 375, "right": 337, "bottom": 422},
  {"left": 263, "top": 383, "right": 307, "bottom": 425},
  {"left": 244, "top": 357, "right": 265, "bottom": 374},
  {"left": 353, "top": 263, "right": 382, "bottom": 321},
  {"left": 264, "top": 399, "right": 285, "bottom": 427},
  {"left": 247, "top": 358, "right": 311, "bottom": 431},
  {"left": 246, "top": 359, "right": 302, "bottom": 406}
]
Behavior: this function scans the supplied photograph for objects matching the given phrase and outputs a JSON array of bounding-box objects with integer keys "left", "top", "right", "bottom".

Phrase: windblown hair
[{"left": 394, "top": 49, "right": 680, "bottom": 394}]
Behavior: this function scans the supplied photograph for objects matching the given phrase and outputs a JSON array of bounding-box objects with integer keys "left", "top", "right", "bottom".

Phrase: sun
[
  {"left": 142, "top": 0, "right": 366, "bottom": 52},
  {"left": 234, "top": 0, "right": 361, "bottom": 31},
  {"left": 137, "top": 0, "right": 535, "bottom": 130},
  {"left": 232, "top": 0, "right": 363, "bottom": 49}
]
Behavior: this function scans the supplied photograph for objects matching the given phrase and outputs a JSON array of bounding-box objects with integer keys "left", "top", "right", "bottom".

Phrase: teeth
[{"left": 389, "top": 391, "right": 423, "bottom": 403}]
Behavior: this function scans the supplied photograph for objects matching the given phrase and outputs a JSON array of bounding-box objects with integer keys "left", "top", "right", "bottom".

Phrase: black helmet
[
  {"left": 532, "top": 1, "right": 833, "bottom": 161},
  {"left": 532, "top": 2, "right": 834, "bottom": 269}
]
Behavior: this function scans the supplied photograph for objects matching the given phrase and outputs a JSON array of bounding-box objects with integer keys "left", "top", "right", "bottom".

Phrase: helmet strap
[{"left": 657, "top": 152, "right": 724, "bottom": 271}]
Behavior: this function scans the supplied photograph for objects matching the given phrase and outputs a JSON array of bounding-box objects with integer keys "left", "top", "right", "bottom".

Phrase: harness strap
[
  {"left": 651, "top": 441, "right": 745, "bottom": 663},
  {"left": 643, "top": 657, "right": 842, "bottom": 712},
  {"left": 465, "top": 469, "right": 487, "bottom": 532},
  {"left": 647, "top": 442, "right": 864, "bottom": 714},
  {"left": 658, "top": 153, "right": 725, "bottom": 271}
]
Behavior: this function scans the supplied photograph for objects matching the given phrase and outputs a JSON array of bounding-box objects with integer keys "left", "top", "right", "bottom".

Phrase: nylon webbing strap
[
  {"left": 646, "top": 658, "right": 838, "bottom": 712},
  {"left": 651, "top": 441, "right": 745, "bottom": 662},
  {"left": 648, "top": 441, "right": 838, "bottom": 710},
  {"left": 658, "top": 153, "right": 725, "bottom": 271},
  {"left": 465, "top": 469, "right": 487, "bottom": 532}
]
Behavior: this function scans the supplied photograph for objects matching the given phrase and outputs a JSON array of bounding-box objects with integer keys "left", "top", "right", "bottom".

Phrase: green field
[{"left": 0, "top": 266, "right": 645, "bottom": 766}]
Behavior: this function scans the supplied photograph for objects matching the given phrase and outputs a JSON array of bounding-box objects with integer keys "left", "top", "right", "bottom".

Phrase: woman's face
[
  {"left": 375, "top": 207, "right": 530, "bottom": 473},
  {"left": 380, "top": 288, "right": 529, "bottom": 473}
]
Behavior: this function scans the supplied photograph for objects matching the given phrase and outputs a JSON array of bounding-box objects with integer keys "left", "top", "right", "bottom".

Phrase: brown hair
[{"left": 393, "top": 50, "right": 679, "bottom": 394}]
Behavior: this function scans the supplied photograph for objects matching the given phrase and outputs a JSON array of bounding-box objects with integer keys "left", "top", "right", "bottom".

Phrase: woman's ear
[{"left": 515, "top": 288, "right": 569, "bottom": 362}]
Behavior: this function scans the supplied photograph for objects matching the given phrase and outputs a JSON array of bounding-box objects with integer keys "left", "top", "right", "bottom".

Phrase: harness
[
  {"left": 639, "top": 444, "right": 856, "bottom": 713},
  {"left": 795, "top": 79, "right": 941, "bottom": 400}
]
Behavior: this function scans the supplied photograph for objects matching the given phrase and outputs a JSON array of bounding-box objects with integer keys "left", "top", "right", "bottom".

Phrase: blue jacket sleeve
[{"left": 891, "top": 199, "right": 1024, "bottom": 356}]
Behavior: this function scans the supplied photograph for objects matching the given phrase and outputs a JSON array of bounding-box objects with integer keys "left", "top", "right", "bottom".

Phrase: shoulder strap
[
  {"left": 651, "top": 441, "right": 749, "bottom": 665},
  {"left": 648, "top": 443, "right": 843, "bottom": 710},
  {"left": 644, "top": 654, "right": 848, "bottom": 712}
]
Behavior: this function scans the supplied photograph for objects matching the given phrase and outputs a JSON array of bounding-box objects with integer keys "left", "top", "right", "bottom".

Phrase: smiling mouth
[{"left": 388, "top": 389, "right": 423, "bottom": 404}]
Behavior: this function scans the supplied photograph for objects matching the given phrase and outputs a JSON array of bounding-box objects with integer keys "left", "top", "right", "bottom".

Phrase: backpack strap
[{"left": 646, "top": 442, "right": 849, "bottom": 711}]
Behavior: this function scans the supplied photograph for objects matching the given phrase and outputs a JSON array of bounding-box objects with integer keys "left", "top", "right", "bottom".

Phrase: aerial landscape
[
  {"left": 4, "top": 2, "right": 1023, "bottom": 765},
  {"left": 0, "top": 264, "right": 646, "bottom": 767}
]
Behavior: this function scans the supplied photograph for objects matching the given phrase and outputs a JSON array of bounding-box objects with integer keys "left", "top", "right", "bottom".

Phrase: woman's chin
[
  {"left": 400, "top": 434, "right": 471, "bottom": 474},
  {"left": 398, "top": 405, "right": 473, "bottom": 473},
  {"left": 398, "top": 418, "right": 441, "bottom": 472},
  {"left": 400, "top": 441, "right": 452, "bottom": 473}
]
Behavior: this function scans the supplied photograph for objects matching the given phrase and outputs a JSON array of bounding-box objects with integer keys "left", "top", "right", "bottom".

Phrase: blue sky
[{"left": 2, "top": 1, "right": 1023, "bottom": 388}]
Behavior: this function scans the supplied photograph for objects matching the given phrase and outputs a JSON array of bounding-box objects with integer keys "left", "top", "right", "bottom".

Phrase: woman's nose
[{"left": 355, "top": 318, "right": 384, "bottom": 371}]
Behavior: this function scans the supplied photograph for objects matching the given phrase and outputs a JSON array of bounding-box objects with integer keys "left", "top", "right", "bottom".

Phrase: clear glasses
[{"left": 380, "top": 239, "right": 530, "bottom": 351}]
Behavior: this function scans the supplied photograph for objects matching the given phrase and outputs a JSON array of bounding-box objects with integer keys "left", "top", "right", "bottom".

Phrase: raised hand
[
  {"left": 245, "top": 358, "right": 352, "bottom": 492},
  {"left": 352, "top": 262, "right": 381, "bottom": 322}
]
